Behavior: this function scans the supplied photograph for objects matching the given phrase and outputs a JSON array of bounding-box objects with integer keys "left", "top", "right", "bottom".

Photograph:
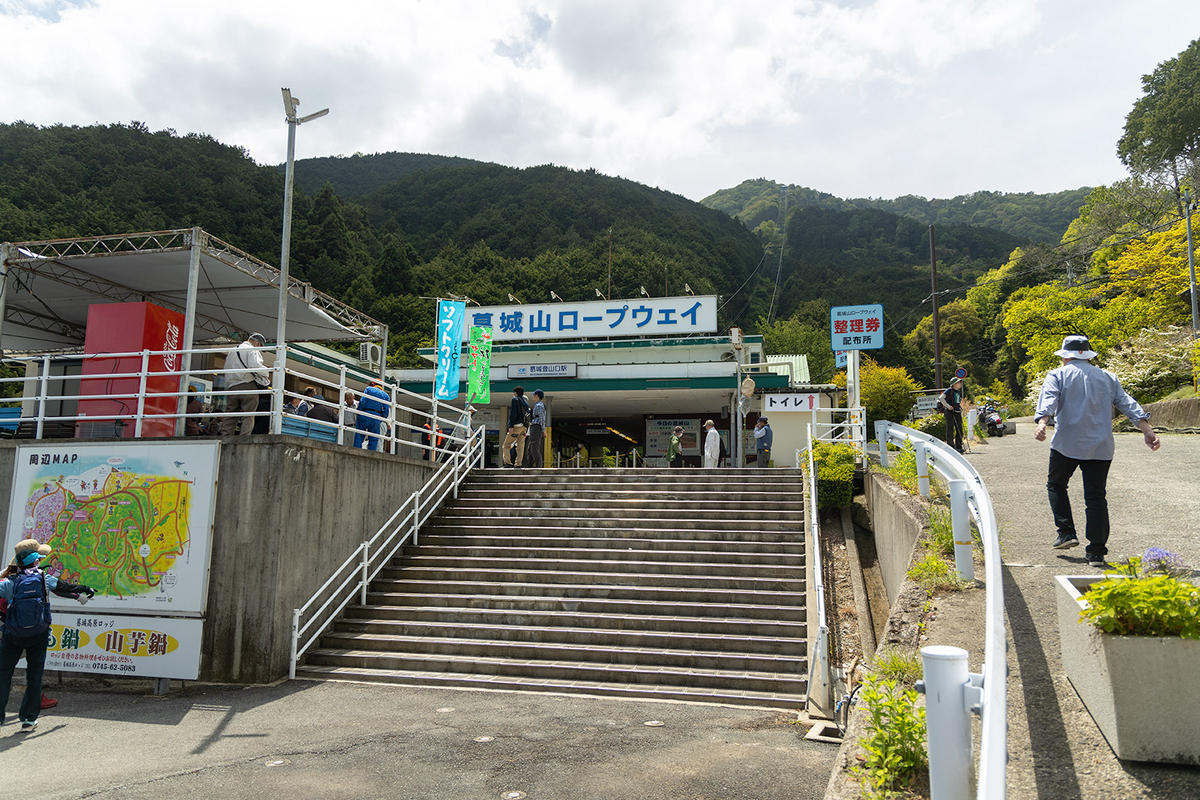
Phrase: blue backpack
[{"left": 6, "top": 571, "right": 51, "bottom": 638}]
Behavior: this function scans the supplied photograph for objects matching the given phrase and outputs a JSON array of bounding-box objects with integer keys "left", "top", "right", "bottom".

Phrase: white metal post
[
  {"left": 914, "top": 440, "right": 931, "bottom": 498},
  {"left": 921, "top": 645, "right": 974, "bottom": 800},
  {"left": 35, "top": 354, "right": 49, "bottom": 439},
  {"left": 453, "top": 449, "right": 460, "bottom": 499},
  {"left": 360, "top": 541, "right": 369, "bottom": 605},
  {"left": 949, "top": 480, "right": 975, "bottom": 581},
  {"left": 337, "top": 365, "right": 347, "bottom": 445},
  {"left": 875, "top": 420, "right": 890, "bottom": 467},
  {"left": 134, "top": 350, "right": 150, "bottom": 438},
  {"left": 271, "top": 342, "right": 285, "bottom": 435},
  {"left": 175, "top": 227, "right": 203, "bottom": 436},
  {"left": 289, "top": 608, "right": 301, "bottom": 680},
  {"left": 410, "top": 491, "right": 420, "bottom": 545}
]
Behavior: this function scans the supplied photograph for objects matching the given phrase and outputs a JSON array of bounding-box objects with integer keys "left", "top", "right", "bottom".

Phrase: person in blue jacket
[
  {"left": 354, "top": 380, "right": 390, "bottom": 451},
  {"left": 0, "top": 539, "right": 93, "bottom": 733}
]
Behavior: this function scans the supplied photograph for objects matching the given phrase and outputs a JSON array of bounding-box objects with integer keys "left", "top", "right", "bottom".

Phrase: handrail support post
[
  {"left": 949, "top": 479, "right": 975, "bottom": 581},
  {"left": 919, "top": 645, "right": 974, "bottom": 800}
]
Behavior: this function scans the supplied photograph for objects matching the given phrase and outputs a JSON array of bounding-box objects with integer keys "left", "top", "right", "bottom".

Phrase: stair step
[
  {"left": 331, "top": 618, "right": 805, "bottom": 655},
  {"left": 410, "top": 545, "right": 803, "bottom": 566},
  {"left": 401, "top": 554, "right": 802, "bottom": 576},
  {"left": 417, "top": 534, "right": 805, "bottom": 555},
  {"left": 424, "top": 518, "right": 803, "bottom": 535},
  {"left": 345, "top": 604, "right": 808, "bottom": 636},
  {"left": 294, "top": 665, "right": 807, "bottom": 710},
  {"left": 302, "top": 648, "right": 809, "bottom": 692},
  {"left": 377, "top": 565, "right": 804, "bottom": 592},
  {"left": 368, "top": 579, "right": 805, "bottom": 605},
  {"left": 364, "top": 592, "right": 807, "bottom": 621}
]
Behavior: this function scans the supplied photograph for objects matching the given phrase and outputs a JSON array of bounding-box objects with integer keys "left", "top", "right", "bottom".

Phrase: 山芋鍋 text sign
[
  {"left": 830, "top": 304, "right": 884, "bottom": 351},
  {"left": 21, "top": 612, "right": 204, "bottom": 680},
  {"left": 463, "top": 296, "right": 717, "bottom": 343}
]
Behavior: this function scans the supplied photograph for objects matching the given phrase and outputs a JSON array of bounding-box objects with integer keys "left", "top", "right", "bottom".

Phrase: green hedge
[{"left": 808, "top": 440, "right": 857, "bottom": 510}]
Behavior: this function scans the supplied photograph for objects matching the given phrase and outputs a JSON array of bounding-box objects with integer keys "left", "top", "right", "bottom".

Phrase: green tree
[{"left": 757, "top": 315, "right": 835, "bottom": 381}]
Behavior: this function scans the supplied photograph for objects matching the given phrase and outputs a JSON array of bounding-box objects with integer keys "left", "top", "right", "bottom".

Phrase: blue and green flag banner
[
  {"left": 435, "top": 300, "right": 466, "bottom": 400},
  {"left": 467, "top": 326, "right": 493, "bottom": 404}
]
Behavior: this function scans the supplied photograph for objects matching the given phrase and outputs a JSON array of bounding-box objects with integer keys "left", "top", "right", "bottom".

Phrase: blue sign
[
  {"left": 830, "top": 304, "right": 884, "bottom": 351},
  {"left": 435, "top": 300, "right": 466, "bottom": 400}
]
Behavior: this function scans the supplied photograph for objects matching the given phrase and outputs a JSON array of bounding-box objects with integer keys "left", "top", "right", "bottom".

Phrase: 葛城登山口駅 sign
[
  {"left": 829, "top": 304, "right": 884, "bottom": 351},
  {"left": 507, "top": 363, "right": 577, "bottom": 380},
  {"left": 462, "top": 296, "right": 718, "bottom": 343},
  {"left": 5, "top": 440, "right": 220, "bottom": 617}
]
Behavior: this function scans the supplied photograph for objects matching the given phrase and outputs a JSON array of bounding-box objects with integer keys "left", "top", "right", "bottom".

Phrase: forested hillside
[
  {"left": 704, "top": 178, "right": 1090, "bottom": 244},
  {"left": 287, "top": 152, "right": 485, "bottom": 198}
]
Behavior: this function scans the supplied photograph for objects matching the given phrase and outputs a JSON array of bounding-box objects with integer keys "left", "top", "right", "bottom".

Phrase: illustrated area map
[{"left": 22, "top": 460, "right": 192, "bottom": 600}]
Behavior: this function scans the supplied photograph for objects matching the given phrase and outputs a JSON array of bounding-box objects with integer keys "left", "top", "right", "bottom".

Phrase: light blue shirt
[{"left": 1035, "top": 359, "right": 1149, "bottom": 461}]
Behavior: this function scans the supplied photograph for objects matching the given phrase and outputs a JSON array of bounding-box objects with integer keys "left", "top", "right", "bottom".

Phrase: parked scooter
[{"left": 979, "top": 398, "right": 1007, "bottom": 437}]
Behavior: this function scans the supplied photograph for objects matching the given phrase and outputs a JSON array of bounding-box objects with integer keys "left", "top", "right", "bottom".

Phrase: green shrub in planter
[
  {"left": 1080, "top": 554, "right": 1200, "bottom": 638},
  {"left": 805, "top": 440, "right": 856, "bottom": 510}
]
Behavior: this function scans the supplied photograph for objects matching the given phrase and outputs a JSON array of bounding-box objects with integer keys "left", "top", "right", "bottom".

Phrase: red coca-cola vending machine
[{"left": 77, "top": 302, "right": 185, "bottom": 438}]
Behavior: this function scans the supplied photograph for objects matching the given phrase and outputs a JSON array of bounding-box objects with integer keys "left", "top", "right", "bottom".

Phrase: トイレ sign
[
  {"left": 763, "top": 393, "right": 822, "bottom": 412},
  {"left": 463, "top": 295, "right": 717, "bottom": 343},
  {"left": 830, "top": 304, "right": 884, "bottom": 351}
]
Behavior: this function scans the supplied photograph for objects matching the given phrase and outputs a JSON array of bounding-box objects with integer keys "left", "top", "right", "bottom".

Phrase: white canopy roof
[{"left": 0, "top": 229, "right": 384, "bottom": 353}]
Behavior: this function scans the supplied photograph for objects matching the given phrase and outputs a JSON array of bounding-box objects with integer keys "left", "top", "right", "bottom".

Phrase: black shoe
[
  {"left": 1087, "top": 553, "right": 1107, "bottom": 568},
  {"left": 1053, "top": 535, "right": 1080, "bottom": 550}
]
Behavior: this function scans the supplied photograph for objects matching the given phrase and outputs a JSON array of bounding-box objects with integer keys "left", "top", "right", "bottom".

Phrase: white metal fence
[
  {"left": 0, "top": 344, "right": 470, "bottom": 460},
  {"left": 803, "top": 423, "right": 834, "bottom": 716},
  {"left": 875, "top": 421, "right": 1007, "bottom": 800},
  {"left": 288, "top": 425, "right": 486, "bottom": 678}
]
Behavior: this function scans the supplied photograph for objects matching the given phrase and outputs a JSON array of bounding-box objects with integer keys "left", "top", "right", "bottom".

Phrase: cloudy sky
[{"left": 3, "top": 0, "right": 1197, "bottom": 202}]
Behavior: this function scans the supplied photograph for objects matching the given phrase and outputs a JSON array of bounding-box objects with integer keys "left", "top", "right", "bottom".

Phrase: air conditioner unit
[{"left": 358, "top": 342, "right": 382, "bottom": 369}]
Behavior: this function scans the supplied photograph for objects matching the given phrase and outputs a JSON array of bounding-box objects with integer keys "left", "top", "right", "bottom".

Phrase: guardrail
[
  {"left": 875, "top": 421, "right": 1006, "bottom": 800},
  {"left": 0, "top": 344, "right": 468, "bottom": 459},
  {"left": 288, "top": 424, "right": 486, "bottom": 678},
  {"left": 803, "top": 423, "right": 834, "bottom": 716}
]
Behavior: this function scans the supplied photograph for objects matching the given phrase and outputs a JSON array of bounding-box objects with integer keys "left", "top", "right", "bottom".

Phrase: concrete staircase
[{"left": 297, "top": 468, "right": 810, "bottom": 709}]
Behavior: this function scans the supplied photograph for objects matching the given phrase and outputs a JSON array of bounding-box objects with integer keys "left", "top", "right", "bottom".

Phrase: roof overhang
[{"left": 0, "top": 229, "right": 384, "bottom": 353}]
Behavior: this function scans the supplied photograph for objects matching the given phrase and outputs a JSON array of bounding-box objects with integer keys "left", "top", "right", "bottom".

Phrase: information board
[
  {"left": 5, "top": 440, "right": 220, "bottom": 617},
  {"left": 645, "top": 418, "right": 701, "bottom": 458}
]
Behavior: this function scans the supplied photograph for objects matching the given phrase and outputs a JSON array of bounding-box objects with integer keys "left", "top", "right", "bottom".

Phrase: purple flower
[{"left": 1141, "top": 548, "right": 1188, "bottom": 576}]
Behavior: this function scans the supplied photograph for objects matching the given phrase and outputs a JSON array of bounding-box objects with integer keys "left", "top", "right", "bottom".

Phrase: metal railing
[
  {"left": 0, "top": 344, "right": 469, "bottom": 460},
  {"left": 288, "top": 424, "right": 486, "bottom": 678},
  {"left": 812, "top": 406, "right": 866, "bottom": 453},
  {"left": 803, "top": 423, "right": 834, "bottom": 716},
  {"left": 875, "top": 421, "right": 1006, "bottom": 800}
]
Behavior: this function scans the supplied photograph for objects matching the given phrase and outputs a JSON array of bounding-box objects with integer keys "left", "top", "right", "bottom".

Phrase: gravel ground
[{"left": 924, "top": 424, "right": 1200, "bottom": 799}]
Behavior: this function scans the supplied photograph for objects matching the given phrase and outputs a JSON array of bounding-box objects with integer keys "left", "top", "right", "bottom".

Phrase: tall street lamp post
[{"left": 274, "top": 87, "right": 328, "bottom": 433}]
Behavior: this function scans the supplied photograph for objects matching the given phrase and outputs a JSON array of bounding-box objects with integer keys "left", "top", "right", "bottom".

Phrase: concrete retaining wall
[
  {"left": 0, "top": 437, "right": 439, "bottom": 685},
  {"left": 862, "top": 468, "right": 929, "bottom": 605},
  {"left": 1144, "top": 397, "right": 1200, "bottom": 430}
]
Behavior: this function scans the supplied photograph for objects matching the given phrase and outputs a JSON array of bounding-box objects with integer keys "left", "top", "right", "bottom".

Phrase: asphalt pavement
[
  {"left": 2, "top": 676, "right": 838, "bottom": 800},
  {"left": 930, "top": 423, "right": 1200, "bottom": 799}
]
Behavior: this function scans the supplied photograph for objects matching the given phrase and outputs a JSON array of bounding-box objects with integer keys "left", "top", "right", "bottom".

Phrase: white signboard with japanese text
[
  {"left": 645, "top": 418, "right": 702, "bottom": 457},
  {"left": 507, "top": 363, "right": 578, "bottom": 380},
  {"left": 830, "top": 304, "right": 884, "bottom": 351},
  {"left": 763, "top": 393, "right": 822, "bottom": 413},
  {"left": 5, "top": 441, "right": 219, "bottom": 617},
  {"left": 25, "top": 612, "right": 204, "bottom": 680},
  {"left": 463, "top": 296, "right": 717, "bottom": 343}
]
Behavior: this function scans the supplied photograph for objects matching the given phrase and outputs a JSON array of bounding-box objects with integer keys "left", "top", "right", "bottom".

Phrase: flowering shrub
[{"left": 1081, "top": 554, "right": 1200, "bottom": 639}]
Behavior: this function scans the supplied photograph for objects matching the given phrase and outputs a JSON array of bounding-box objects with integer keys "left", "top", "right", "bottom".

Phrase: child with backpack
[{"left": 0, "top": 539, "right": 94, "bottom": 733}]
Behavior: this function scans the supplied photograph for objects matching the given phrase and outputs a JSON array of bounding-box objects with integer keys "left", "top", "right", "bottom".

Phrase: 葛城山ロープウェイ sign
[
  {"left": 463, "top": 296, "right": 717, "bottom": 343},
  {"left": 829, "top": 304, "right": 884, "bottom": 351}
]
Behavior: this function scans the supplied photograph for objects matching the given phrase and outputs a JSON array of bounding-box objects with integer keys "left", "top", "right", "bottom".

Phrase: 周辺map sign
[
  {"left": 462, "top": 295, "right": 717, "bottom": 343},
  {"left": 467, "top": 326, "right": 493, "bottom": 404},
  {"left": 830, "top": 304, "right": 884, "bottom": 351},
  {"left": 5, "top": 440, "right": 220, "bottom": 617},
  {"left": 435, "top": 300, "right": 466, "bottom": 400}
]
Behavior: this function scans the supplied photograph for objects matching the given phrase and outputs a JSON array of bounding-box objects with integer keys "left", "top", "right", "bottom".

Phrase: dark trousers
[
  {"left": 523, "top": 424, "right": 545, "bottom": 468},
  {"left": 0, "top": 631, "right": 49, "bottom": 724},
  {"left": 757, "top": 448, "right": 770, "bottom": 468},
  {"left": 945, "top": 410, "right": 963, "bottom": 451},
  {"left": 669, "top": 455, "right": 682, "bottom": 468},
  {"left": 1047, "top": 448, "right": 1112, "bottom": 556}
]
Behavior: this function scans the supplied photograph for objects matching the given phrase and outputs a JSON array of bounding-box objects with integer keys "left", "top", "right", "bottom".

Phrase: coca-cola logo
[{"left": 163, "top": 321, "right": 181, "bottom": 371}]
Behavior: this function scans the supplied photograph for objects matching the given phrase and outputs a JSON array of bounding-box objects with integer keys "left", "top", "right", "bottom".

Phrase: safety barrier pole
[
  {"left": 949, "top": 480, "right": 975, "bottom": 581},
  {"left": 289, "top": 608, "right": 301, "bottom": 680},
  {"left": 914, "top": 440, "right": 931, "bottom": 498},
  {"left": 360, "top": 541, "right": 370, "bottom": 604},
  {"left": 919, "top": 645, "right": 975, "bottom": 799},
  {"left": 874, "top": 420, "right": 890, "bottom": 468}
]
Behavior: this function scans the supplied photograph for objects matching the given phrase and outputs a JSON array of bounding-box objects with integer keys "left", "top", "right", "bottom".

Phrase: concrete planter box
[{"left": 1056, "top": 575, "right": 1200, "bottom": 764}]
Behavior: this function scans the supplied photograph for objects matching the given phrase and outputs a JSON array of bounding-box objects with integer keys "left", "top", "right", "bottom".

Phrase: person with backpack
[
  {"left": 502, "top": 386, "right": 531, "bottom": 468},
  {"left": 0, "top": 539, "right": 93, "bottom": 732}
]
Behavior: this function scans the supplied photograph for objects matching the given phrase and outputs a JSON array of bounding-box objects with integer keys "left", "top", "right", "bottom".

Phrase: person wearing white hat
[{"left": 1034, "top": 334, "right": 1161, "bottom": 568}]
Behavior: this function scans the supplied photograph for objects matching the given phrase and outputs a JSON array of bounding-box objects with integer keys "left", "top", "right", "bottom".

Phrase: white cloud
[{"left": 1, "top": 0, "right": 1198, "bottom": 202}]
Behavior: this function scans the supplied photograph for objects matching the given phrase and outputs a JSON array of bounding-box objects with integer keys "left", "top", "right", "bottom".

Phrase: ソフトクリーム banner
[{"left": 5, "top": 440, "right": 219, "bottom": 617}]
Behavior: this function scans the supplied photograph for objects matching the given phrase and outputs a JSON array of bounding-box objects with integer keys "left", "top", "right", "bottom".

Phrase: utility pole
[{"left": 930, "top": 225, "right": 944, "bottom": 390}]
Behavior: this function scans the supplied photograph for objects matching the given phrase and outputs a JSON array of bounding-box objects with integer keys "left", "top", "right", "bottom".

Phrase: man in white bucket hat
[{"left": 1033, "top": 334, "right": 1160, "bottom": 568}]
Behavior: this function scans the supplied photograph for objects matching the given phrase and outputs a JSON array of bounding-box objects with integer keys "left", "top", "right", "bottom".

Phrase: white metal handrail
[
  {"left": 803, "top": 423, "right": 833, "bottom": 716},
  {"left": 876, "top": 421, "right": 1006, "bottom": 800},
  {"left": 0, "top": 344, "right": 467, "bottom": 458},
  {"left": 288, "top": 425, "right": 486, "bottom": 678}
]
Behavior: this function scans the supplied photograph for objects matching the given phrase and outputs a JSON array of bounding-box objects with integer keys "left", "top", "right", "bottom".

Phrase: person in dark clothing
[
  {"left": 941, "top": 377, "right": 965, "bottom": 453},
  {"left": 306, "top": 392, "right": 339, "bottom": 424},
  {"left": 0, "top": 540, "right": 93, "bottom": 732},
  {"left": 502, "top": 387, "right": 530, "bottom": 467}
]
